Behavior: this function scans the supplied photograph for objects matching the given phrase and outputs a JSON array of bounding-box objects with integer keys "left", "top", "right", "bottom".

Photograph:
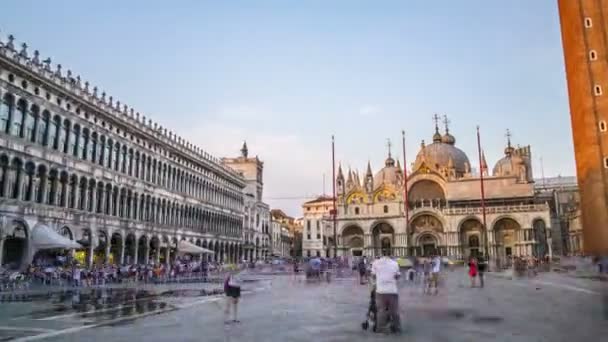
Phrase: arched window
[
  {"left": 12, "top": 99, "right": 26, "bottom": 137},
  {"left": 113, "top": 143, "right": 120, "bottom": 171},
  {"left": 37, "top": 111, "right": 50, "bottom": 146},
  {"left": 354, "top": 207, "right": 360, "bottom": 215},
  {"left": 152, "top": 159, "right": 157, "bottom": 184},
  {"left": 89, "top": 133, "right": 97, "bottom": 163},
  {"left": 80, "top": 129, "right": 89, "bottom": 160},
  {"left": 60, "top": 120, "right": 70, "bottom": 154},
  {"left": 50, "top": 116, "right": 60, "bottom": 150},
  {"left": 121, "top": 146, "right": 127, "bottom": 173},
  {"left": 25, "top": 104, "right": 37, "bottom": 142},
  {"left": 383, "top": 205, "right": 389, "bottom": 213},
  {"left": 127, "top": 149, "right": 134, "bottom": 176},
  {"left": 0, "top": 94, "right": 13, "bottom": 133},
  {"left": 71, "top": 125, "right": 80, "bottom": 157},
  {"left": 134, "top": 152, "right": 140, "bottom": 178},
  {"left": 105, "top": 139, "right": 112, "bottom": 168},
  {"left": 99, "top": 136, "right": 107, "bottom": 166}
]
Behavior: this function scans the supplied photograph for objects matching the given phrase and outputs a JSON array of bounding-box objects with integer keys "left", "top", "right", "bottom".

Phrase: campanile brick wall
[{"left": 558, "top": 0, "right": 608, "bottom": 254}]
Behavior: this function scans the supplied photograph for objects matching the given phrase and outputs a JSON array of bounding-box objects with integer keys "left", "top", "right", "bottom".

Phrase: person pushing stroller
[{"left": 361, "top": 249, "right": 401, "bottom": 334}]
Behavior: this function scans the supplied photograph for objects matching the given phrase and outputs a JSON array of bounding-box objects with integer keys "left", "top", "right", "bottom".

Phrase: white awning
[
  {"left": 32, "top": 225, "right": 82, "bottom": 250},
  {"left": 177, "top": 240, "right": 214, "bottom": 255}
]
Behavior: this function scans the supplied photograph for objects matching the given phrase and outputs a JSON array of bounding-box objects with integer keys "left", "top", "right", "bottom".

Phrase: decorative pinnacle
[
  {"left": 32, "top": 50, "right": 40, "bottom": 64},
  {"left": 19, "top": 43, "right": 28, "bottom": 58},
  {"left": 433, "top": 113, "right": 440, "bottom": 133},
  {"left": 386, "top": 138, "right": 392, "bottom": 158},
  {"left": 443, "top": 114, "right": 450, "bottom": 133},
  {"left": 506, "top": 129, "right": 512, "bottom": 148},
  {"left": 7, "top": 35, "right": 15, "bottom": 50}
]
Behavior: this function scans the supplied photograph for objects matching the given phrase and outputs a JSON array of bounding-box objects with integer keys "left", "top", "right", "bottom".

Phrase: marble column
[
  {"left": 104, "top": 243, "right": 111, "bottom": 264},
  {"left": 0, "top": 236, "right": 5, "bottom": 266},
  {"left": 165, "top": 247, "right": 171, "bottom": 267},
  {"left": 87, "top": 243, "right": 94, "bottom": 268},
  {"left": 144, "top": 243, "right": 150, "bottom": 264},
  {"left": 155, "top": 245, "right": 161, "bottom": 264},
  {"left": 133, "top": 242, "right": 139, "bottom": 265},
  {"left": 119, "top": 241, "right": 125, "bottom": 265}
]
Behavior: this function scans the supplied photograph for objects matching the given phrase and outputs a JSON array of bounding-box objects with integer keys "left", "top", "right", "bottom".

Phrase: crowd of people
[{"left": 0, "top": 255, "right": 234, "bottom": 291}]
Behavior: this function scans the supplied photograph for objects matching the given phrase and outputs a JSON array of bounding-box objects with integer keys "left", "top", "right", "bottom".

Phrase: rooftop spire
[
  {"left": 386, "top": 138, "right": 392, "bottom": 158},
  {"left": 432, "top": 113, "right": 442, "bottom": 143},
  {"left": 366, "top": 161, "right": 373, "bottom": 176},
  {"left": 504, "top": 129, "right": 514, "bottom": 156},
  {"left": 241, "top": 141, "right": 248, "bottom": 158}
]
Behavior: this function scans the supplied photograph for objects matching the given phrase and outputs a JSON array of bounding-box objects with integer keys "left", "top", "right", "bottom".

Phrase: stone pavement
[{"left": 2, "top": 270, "right": 607, "bottom": 341}]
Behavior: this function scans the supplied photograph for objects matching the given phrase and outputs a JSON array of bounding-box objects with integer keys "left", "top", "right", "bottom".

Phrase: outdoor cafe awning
[
  {"left": 177, "top": 240, "right": 214, "bottom": 255},
  {"left": 32, "top": 225, "right": 82, "bottom": 250}
]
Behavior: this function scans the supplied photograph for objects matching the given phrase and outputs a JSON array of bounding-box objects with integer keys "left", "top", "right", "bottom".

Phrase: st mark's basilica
[{"left": 333, "top": 119, "right": 552, "bottom": 264}]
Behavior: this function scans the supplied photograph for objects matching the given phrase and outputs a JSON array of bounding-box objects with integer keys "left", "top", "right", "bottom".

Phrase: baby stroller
[{"left": 361, "top": 284, "right": 396, "bottom": 333}]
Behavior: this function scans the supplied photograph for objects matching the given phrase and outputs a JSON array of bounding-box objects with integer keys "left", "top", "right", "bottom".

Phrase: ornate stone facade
[
  {"left": 333, "top": 119, "right": 552, "bottom": 264},
  {"left": 222, "top": 143, "right": 271, "bottom": 261},
  {"left": 0, "top": 35, "right": 246, "bottom": 269}
]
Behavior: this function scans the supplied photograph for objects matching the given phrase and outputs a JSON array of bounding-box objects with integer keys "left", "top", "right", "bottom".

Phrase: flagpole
[
  {"left": 401, "top": 130, "right": 410, "bottom": 256},
  {"left": 477, "top": 126, "right": 490, "bottom": 265},
  {"left": 332, "top": 135, "right": 337, "bottom": 258}
]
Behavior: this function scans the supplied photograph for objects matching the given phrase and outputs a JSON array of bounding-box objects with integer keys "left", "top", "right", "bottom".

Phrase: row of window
[
  {"left": 0, "top": 155, "right": 242, "bottom": 237},
  {"left": 0, "top": 69, "right": 242, "bottom": 194},
  {"left": 0, "top": 91, "right": 243, "bottom": 211},
  {"left": 350, "top": 205, "right": 389, "bottom": 215}
]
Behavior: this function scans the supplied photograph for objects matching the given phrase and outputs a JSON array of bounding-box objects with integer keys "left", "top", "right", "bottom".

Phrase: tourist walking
[
  {"left": 224, "top": 266, "right": 242, "bottom": 324},
  {"left": 477, "top": 253, "right": 486, "bottom": 288},
  {"left": 468, "top": 257, "right": 478, "bottom": 288},
  {"left": 429, "top": 254, "right": 442, "bottom": 295},
  {"left": 358, "top": 257, "right": 368, "bottom": 285},
  {"left": 370, "top": 250, "right": 401, "bottom": 334}
]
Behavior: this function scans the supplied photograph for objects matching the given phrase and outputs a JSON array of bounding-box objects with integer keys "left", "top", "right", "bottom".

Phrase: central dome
[
  {"left": 373, "top": 156, "right": 402, "bottom": 187},
  {"left": 414, "top": 142, "right": 470, "bottom": 174}
]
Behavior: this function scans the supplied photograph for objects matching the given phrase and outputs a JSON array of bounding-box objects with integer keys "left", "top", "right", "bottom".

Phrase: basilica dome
[
  {"left": 492, "top": 145, "right": 528, "bottom": 177},
  {"left": 414, "top": 142, "right": 470, "bottom": 174},
  {"left": 373, "top": 156, "right": 402, "bottom": 187}
]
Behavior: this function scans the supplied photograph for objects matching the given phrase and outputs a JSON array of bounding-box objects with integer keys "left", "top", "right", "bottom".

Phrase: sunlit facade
[
  {"left": 333, "top": 121, "right": 552, "bottom": 265},
  {"left": 0, "top": 36, "right": 246, "bottom": 269}
]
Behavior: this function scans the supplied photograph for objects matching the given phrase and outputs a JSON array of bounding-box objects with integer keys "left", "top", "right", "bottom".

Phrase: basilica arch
[
  {"left": 493, "top": 216, "right": 521, "bottom": 264},
  {"left": 458, "top": 217, "right": 484, "bottom": 259},
  {"left": 371, "top": 221, "right": 395, "bottom": 257},
  {"left": 410, "top": 213, "right": 444, "bottom": 256},
  {"left": 340, "top": 225, "right": 365, "bottom": 256}
]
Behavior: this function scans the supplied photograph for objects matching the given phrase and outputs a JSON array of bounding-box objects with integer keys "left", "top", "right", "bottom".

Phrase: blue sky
[{"left": 1, "top": 0, "right": 572, "bottom": 216}]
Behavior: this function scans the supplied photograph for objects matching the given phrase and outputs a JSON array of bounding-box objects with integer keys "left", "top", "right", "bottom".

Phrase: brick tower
[{"left": 558, "top": 0, "right": 608, "bottom": 255}]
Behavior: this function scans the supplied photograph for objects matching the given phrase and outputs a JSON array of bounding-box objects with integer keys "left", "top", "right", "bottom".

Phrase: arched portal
[
  {"left": 409, "top": 180, "right": 445, "bottom": 204},
  {"left": 459, "top": 218, "right": 483, "bottom": 259},
  {"left": 1, "top": 221, "right": 28, "bottom": 270},
  {"left": 110, "top": 232, "right": 122, "bottom": 265},
  {"left": 418, "top": 234, "right": 439, "bottom": 256},
  {"left": 493, "top": 217, "right": 521, "bottom": 265},
  {"left": 124, "top": 233, "right": 136, "bottom": 264},
  {"left": 138, "top": 235, "right": 148, "bottom": 264},
  {"left": 371, "top": 222, "right": 394, "bottom": 256},
  {"left": 95, "top": 231, "right": 108, "bottom": 264},
  {"left": 341, "top": 225, "right": 365, "bottom": 256}
]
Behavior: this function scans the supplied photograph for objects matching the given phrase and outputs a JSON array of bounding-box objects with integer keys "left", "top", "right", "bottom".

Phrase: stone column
[
  {"left": 87, "top": 243, "right": 94, "bottom": 268},
  {"left": 165, "top": 246, "right": 171, "bottom": 267},
  {"left": 119, "top": 241, "right": 125, "bottom": 265},
  {"left": 133, "top": 241, "right": 139, "bottom": 265},
  {"left": 155, "top": 245, "right": 161, "bottom": 264},
  {"left": 104, "top": 242, "right": 111, "bottom": 264},
  {"left": 0, "top": 235, "right": 5, "bottom": 266},
  {"left": 144, "top": 242, "right": 150, "bottom": 264}
]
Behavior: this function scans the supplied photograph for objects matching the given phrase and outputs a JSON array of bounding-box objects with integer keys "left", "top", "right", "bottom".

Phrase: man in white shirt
[
  {"left": 371, "top": 249, "right": 401, "bottom": 333},
  {"left": 429, "top": 254, "right": 441, "bottom": 295}
]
